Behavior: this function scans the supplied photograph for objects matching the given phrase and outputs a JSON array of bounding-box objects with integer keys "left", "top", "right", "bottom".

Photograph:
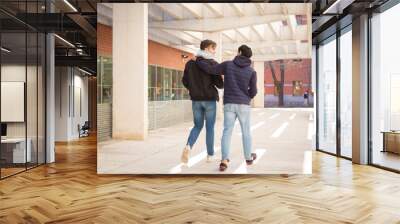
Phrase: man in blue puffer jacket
[{"left": 196, "top": 45, "right": 258, "bottom": 171}]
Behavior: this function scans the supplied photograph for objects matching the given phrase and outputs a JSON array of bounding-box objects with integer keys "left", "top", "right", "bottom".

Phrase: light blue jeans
[
  {"left": 186, "top": 101, "right": 217, "bottom": 156},
  {"left": 221, "top": 104, "right": 252, "bottom": 161}
]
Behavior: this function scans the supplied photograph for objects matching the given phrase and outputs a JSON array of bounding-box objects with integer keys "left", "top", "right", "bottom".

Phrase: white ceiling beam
[
  {"left": 306, "top": 4, "right": 312, "bottom": 57},
  {"left": 252, "top": 25, "right": 264, "bottom": 41},
  {"left": 97, "top": 3, "right": 113, "bottom": 26},
  {"left": 204, "top": 3, "right": 223, "bottom": 17},
  {"left": 255, "top": 3, "right": 265, "bottom": 15},
  {"left": 149, "top": 15, "right": 286, "bottom": 32},
  {"left": 223, "top": 40, "right": 297, "bottom": 51},
  {"left": 270, "top": 46, "right": 277, "bottom": 55},
  {"left": 267, "top": 23, "right": 279, "bottom": 40},
  {"left": 252, "top": 53, "right": 310, "bottom": 62},
  {"left": 183, "top": 31, "right": 203, "bottom": 41},
  {"left": 149, "top": 29, "right": 183, "bottom": 46},
  {"left": 156, "top": 4, "right": 183, "bottom": 20},
  {"left": 171, "top": 44, "right": 197, "bottom": 54},
  {"left": 230, "top": 3, "right": 245, "bottom": 17},
  {"left": 268, "top": 22, "right": 281, "bottom": 40},
  {"left": 148, "top": 9, "right": 163, "bottom": 21},
  {"left": 287, "top": 3, "right": 308, "bottom": 14},
  {"left": 282, "top": 3, "right": 297, "bottom": 40},
  {"left": 222, "top": 30, "right": 236, "bottom": 42},
  {"left": 159, "top": 29, "right": 198, "bottom": 45},
  {"left": 235, "top": 27, "right": 251, "bottom": 42},
  {"left": 180, "top": 3, "right": 203, "bottom": 19}
]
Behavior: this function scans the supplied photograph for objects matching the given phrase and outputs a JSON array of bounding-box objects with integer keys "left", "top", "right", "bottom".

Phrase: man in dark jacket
[
  {"left": 196, "top": 45, "right": 257, "bottom": 171},
  {"left": 181, "top": 39, "right": 223, "bottom": 164}
]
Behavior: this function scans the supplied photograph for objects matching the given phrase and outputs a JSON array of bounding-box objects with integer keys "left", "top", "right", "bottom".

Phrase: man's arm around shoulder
[{"left": 196, "top": 59, "right": 227, "bottom": 75}]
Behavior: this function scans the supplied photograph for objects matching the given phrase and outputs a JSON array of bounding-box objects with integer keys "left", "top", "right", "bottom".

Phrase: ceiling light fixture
[
  {"left": 323, "top": 0, "right": 354, "bottom": 15},
  {"left": 1, "top": 47, "right": 11, "bottom": 53},
  {"left": 63, "top": 0, "right": 78, "bottom": 12},
  {"left": 78, "top": 67, "right": 93, "bottom": 76},
  {"left": 54, "top": 34, "right": 75, "bottom": 48}
]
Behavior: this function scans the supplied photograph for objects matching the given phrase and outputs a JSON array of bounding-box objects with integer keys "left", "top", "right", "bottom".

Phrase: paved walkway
[{"left": 98, "top": 108, "right": 314, "bottom": 174}]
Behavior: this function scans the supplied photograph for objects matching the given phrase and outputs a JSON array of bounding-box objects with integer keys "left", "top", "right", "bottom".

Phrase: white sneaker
[
  {"left": 181, "top": 145, "right": 190, "bottom": 164},
  {"left": 207, "top": 155, "right": 217, "bottom": 163}
]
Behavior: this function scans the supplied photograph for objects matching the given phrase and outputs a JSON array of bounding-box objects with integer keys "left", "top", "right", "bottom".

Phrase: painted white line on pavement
[
  {"left": 169, "top": 147, "right": 221, "bottom": 174},
  {"left": 289, "top": 113, "right": 296, "bottom": 120},
  {"left": 237, "top": 121, "right": 266, "bottom": 135},
  {"left": 269, "top": 113, "right": 280, "bottom": 119},
  {"left": 271, "top": 122, "right": 289, "bottom": 138},
  {"left": 233, "top": 149, "right": 266, "bottom": 174}
]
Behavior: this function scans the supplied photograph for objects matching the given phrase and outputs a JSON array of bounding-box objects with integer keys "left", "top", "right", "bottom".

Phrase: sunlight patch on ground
[
  {"left": 233, "top": 149, "right": 267, "bottom": 174},
  {"left": 169, "top": 147, "right": 221, "bottom": 174},
  {"left": 271, "top": 122, "right": 289, "bottom": 138},
  {"left": 269, "top": 113, "right": 280, "bottom": 119}
]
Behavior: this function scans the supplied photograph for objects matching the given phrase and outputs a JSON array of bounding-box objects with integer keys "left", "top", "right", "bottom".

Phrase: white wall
[
  {"left": 55, "top": 67, "right": 89, "bottom": 141},
  {"left": 1, "top": 65, "right": 35, "bottom": 138}
]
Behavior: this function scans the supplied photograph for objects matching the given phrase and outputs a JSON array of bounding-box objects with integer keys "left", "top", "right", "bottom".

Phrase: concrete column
[
  {"left": 252, "top": 61, "right": 265, "bottom": 108},
  {"left": 54, "top": 67, "right": 73, "bottom": 142},
  {"left": 352, "top": 14, "right": 369, "bottom": 164},
  {"left": 112, "top": 4, "right": 148, "bottom": 140},
  {"left": 46, "top": 32, "right": 55, "bottom": 163}
]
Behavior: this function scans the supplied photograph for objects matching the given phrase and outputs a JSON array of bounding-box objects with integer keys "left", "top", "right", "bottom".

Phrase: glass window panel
[
  {"left": 37, "top": 33, "right": 45, "bottom": 165},
  {"left": 178, "top": 71, "right": 184, "bottom": 88},
  {"left": 149, "top": 65, "right": 156, "bottom": 88},
  {"left": 163, "top": 69, "right": 171, "bottom": 100},
  {"left": 371, "top": 5, "right": 400, "bottom": 171},
  {"left": 172, "top": 70, "right": 178, "bottom": 88},
  {"left": 149, "top": 88, "right": 156, "bottom": 101},
  {"left": 102, "top": 57, "right": 112, "bottom": 103},
  {"left": 156, "top": 67, "right": 163, "bottom": 88},
  {"left": 340, "top": 29, "right": 352, "bottom": 158},
  {"left": 318, "top": 37, "right": 337, "bottom": 154},
  {"left": 1, "top": 31, "right": 28, "bottom": 177},
  {"left": 27, "top": 31, "right": 38, "bottom": 168},
  {"left": 156, "top": 67, "right": 163, "bottom": 100},
  {"left": 97, "top": 57, "right": 102, "bottom": 103}
]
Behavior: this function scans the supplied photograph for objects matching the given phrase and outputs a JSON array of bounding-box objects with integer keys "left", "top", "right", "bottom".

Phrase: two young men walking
[{"left": 181, "top": 40, "right": 258, "bottom": 171}]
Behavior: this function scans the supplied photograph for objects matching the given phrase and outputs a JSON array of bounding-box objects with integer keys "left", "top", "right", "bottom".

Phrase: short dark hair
[
  {"left": 200, "top": 39, "right": 217, "bottom": 50},
  {"left": 238, "top": 45, "right": 252, "bottom": 58}
]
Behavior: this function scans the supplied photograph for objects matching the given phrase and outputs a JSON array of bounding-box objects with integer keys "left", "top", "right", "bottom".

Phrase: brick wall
[
  {"left": 149, "top": 40, "right": 193, "bottom": 70},
  {"left": 97, "top": 23, "right": 112, "bottom": 56},
  {"left": 264, "top": 59, "right": 312, "bottom": 95}
]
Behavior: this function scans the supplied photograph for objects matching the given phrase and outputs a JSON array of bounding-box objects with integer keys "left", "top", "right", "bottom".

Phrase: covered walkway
[{"left": 98, "top": 108, "right": 314, "bottom": 174}]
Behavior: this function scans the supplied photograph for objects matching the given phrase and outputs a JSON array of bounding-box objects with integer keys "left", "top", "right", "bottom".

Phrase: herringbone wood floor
[{"left": 1, "top": 135, "right": 400, "bottom": 224}]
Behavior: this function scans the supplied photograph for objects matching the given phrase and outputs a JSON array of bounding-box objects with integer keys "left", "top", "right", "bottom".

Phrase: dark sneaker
[
  {"left": 246, "top": 153, "right": 257, "bottom": 165},
  {"left": 219, "top": 159, "right": 229, "bottom": 171}
]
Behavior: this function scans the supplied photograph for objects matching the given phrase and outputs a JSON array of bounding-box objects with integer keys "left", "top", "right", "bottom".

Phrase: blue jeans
[
  {"left": 186, "top": 101, "right": 217, "bottom": 156},
  {"left": 221, "top": 104, "right": 252, "bottom": 161}
]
